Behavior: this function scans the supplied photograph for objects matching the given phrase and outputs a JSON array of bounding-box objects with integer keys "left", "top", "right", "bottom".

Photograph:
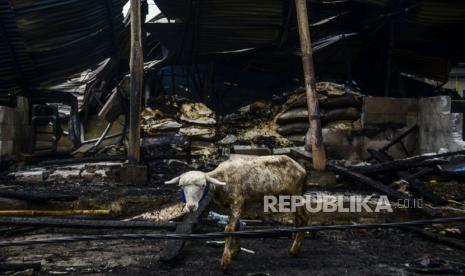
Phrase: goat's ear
[
  {"left": 206, "top": 175, "right": 226, "bottom": 186},
  {"left": 165, "top": 176, "right": 180, "bottom": 185}
]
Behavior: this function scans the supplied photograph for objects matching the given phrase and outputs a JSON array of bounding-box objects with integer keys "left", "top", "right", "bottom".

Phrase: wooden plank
[{"left": 160, "top": 197, "right": 211, "bottom": 262}]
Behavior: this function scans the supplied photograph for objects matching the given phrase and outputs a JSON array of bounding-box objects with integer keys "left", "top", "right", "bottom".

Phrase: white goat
[{"left": 165, "top": 155, "right": 309, "bottom": 271}]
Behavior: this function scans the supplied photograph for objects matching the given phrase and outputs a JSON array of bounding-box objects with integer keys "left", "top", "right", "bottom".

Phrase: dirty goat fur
[{"left": 165, "top": 155, "right": 309, "bottom": 271}]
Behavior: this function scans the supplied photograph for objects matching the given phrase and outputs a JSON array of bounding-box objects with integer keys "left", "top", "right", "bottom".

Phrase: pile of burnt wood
[
  {"left": 326, "top": 126, "right": 465, "bottom": 250},
  {"left": 328, "top": 125, "right": 465, "bottom": 218}
]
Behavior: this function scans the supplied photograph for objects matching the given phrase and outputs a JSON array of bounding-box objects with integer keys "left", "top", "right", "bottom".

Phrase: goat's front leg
[{"left": 221, "top": 199, "right": 243, "bottom": 272}]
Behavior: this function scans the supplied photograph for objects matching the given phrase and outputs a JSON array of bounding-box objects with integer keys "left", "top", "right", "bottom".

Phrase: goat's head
[{"left": 165, "top": 171, "right": 226, "bottom": 212}]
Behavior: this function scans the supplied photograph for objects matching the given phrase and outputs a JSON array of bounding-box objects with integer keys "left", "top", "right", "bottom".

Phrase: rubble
[
  {"left": 129, "top": 202, "right": 187, "bottom": 222},
  {"left": 9, "top": 162, "right": 124, "bottom": 185},
  {"left": 180, "top": 102, "right": 217, "bottom": 125},
  {"left": 137, "top": 83, "right": 367, "bottom": 161},
  {"left": 179, "top": 126, "right": 216, "bottom": 141},
  {"left": 47, "top": 169, "right": 81, "bottom": 183},
  {"left": 9, "top": 170, "right": 45, "bottom": 184},
  {"left": 218, "top": 134, "right": 238, "bottom": 145}
]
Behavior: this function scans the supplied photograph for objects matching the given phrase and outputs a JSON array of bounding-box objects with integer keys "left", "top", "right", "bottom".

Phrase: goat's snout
[{"left": 186, "top": 204, "right": 197, "bottom": 212}]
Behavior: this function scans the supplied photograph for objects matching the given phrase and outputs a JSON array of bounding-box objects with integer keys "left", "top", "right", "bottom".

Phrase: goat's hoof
[
  {"left": 231, "top": 248, "right": 241, "bottom": 259},
  {"left": 289, "top": 251, "right": 299, "bottom": 257},
  {"left": 221, "top": 261, "right": 231, "bottom": 273},
  {"left": 221, "top": 255, "right": 231, "bottom": 272},
  {"left": 289, "top": 247, "right": 301, "bottom": 257}
]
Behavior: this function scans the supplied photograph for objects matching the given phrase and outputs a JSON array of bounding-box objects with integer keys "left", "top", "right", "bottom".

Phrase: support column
[
  {"left": 295, "top": 0, "right": 326, "bottom": 170},
  {"left": 128, "top": 0, "right": 144, "bottom": 164},
  {"left": 121, "top": 0, "right": 147, "bottom": 184}
]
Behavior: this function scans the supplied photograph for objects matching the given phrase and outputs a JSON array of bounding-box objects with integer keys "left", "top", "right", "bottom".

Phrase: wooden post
[
  {"left": 294, "top": 0, "right": 326, "bottom": 170},
  {"left": 128, "top": 0, "right": 144, "bottom": 164}
]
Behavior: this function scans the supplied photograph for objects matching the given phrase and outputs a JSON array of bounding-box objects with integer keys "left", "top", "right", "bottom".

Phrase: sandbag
[
  {"left": 291, "top": 96, "right": 307, "bottom": 109},
  {"left": 180, "top": 103, "right": 216, "bottom": 125},
  {"left": 285, "top": 134, "right": 306, "bottom": 145},
  {"left": 145, "top": 119, "right": 182, "bottom": 135},
  {"left": 277, "top": 108, "right": 308, "bottom": 123},
  {"left": 289, "top": 94, "right": 362, "bottom": 110},
  {"left": 191, "top": 141, "right": 218, "bottom": 156},
  {"left": 322, "top": 107, "right": 360, "bottom": 124},
  {"left": 179, "top": 126, "right": 216, "bottom": 141},
  {"left": 288, "top": 94, "right": 328, "bottom": 109},
  {"left": 320, "top": 94, "right": 362, "bottom": 109},
  {"left": 278, "top": 106, "right": 361, "bottom": 125},
  {"left": 325, "top": 120, "right": 362, "bottom": 131},
  {"left": 277, "top": 122, "right": 309, "bottom": 136},
  {"left": 316, "top": 82, "right": 347, "bottom": 97}
]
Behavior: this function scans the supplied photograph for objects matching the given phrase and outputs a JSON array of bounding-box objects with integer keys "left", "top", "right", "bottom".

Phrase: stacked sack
[
  {"left": 141, "top": 96, "right": 218, "bottom": 156},
  {"left": 276, "top": 83, "right": 363, "bottom": 145}
]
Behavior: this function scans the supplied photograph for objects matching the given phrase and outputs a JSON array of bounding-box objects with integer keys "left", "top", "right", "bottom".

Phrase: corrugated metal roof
[{"left": 0, "top": 0, "right": 125, "bottom": 105}]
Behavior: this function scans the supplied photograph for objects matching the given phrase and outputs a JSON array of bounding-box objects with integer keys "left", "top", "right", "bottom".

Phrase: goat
[{"left": 165, "top": 155, "right": 309, "bottom": 271}]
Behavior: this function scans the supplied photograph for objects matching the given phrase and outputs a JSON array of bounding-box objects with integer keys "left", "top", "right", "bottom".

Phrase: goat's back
[{"left": 209, "top": 155, "right": 306, "bottom": 200}]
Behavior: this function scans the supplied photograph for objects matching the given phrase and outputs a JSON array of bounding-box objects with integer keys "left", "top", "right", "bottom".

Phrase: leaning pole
[{"left": 295, "top": 0, "right": 327, "bottom": 170}]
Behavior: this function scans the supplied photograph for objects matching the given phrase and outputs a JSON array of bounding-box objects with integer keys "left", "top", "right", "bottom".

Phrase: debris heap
[{"left": 140, "top": 82, "right": 364, "bottom": 157}]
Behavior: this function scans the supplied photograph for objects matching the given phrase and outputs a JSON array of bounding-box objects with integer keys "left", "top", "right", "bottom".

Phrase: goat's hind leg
[
  {"left": 230, "top": 219, "right": 241, "bottom": 258},
  {"left": 221, "top": 200, "right": 243, "bottom": 271},
  {"left": 290, "top": 204, "right": 309, "bottom": 256}
]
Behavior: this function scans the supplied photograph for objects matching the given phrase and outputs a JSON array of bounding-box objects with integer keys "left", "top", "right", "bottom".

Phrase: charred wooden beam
[
  {"left": 367, "top": 149, "right": 447, "bottom": 205},
  {"left": 327, "top": 163, "right": 440, "bottom": 217},
  {"left": 403, "top": 168, "right": 435, "bottom": 183},
  {"left": 0, "top": 191, "right": 77, "bottom": 203},
  {"left": 295, "top": 0, "right": 326, "bottom": 171},
  {"left": 369, "top": 149, "right": 465, "bottom": 167},
  {"left": 160, "top": 197, "right": 211, "bottom": 263},
  {"left": 379, "top": 125, "right": 418, "bottom": 153},
  {"left": 352, "top": 158, "right": 447, "bottom": 175}
]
